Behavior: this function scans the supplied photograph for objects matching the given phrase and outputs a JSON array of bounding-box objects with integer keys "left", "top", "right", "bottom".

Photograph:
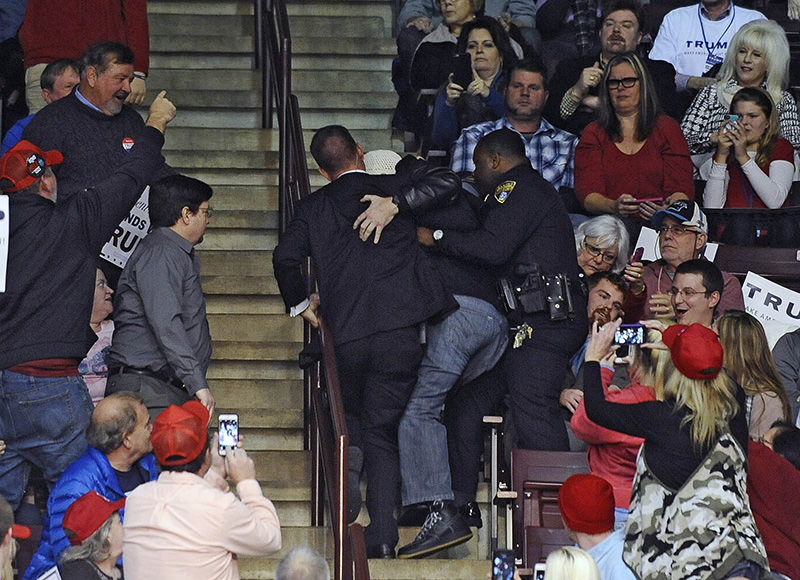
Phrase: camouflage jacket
[{"left": 624, "top": 432, "right": 768, "bottom": 580}]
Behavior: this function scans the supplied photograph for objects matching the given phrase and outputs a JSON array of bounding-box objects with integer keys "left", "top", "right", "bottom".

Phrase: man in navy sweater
[{"left": 0, "top": 91, "right": 175, "bottom": 511}]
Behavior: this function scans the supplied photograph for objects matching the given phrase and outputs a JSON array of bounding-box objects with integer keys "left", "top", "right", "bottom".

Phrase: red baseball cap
[
  {"left": 662, "top": 323, "right": 723, "bottom": 380},
  {"left": 558, "top": 474, "right": 615, "bottom": 534},
  {"left": 0, "top": 140, "right": 63, "bottom": 193},
  {"left": 62, "top": 491, "right": 125, "bottom": 546},
  {"left": 151, "top": 400, "right": 210, "bottom": 466},
  {"left": 11, "top": 523, "right": 31, "bottom": 539}
]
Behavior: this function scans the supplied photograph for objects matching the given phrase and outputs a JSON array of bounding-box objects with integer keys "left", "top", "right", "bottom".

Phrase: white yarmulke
[{"left": 364, "top": 150, "right": 402, "bottom": 175}]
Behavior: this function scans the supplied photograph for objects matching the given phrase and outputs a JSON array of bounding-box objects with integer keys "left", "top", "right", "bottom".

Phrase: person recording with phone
[
  {"left": 704, "top": 87, "right": 795, "bottom": 209},
  {"left": 430, "top": 16, "right": 518, "bottom": 149},
  {"left": 575, "top": 53, "right": 694, "bottom": 238},
  {"left": 680, "top": 19, "right": 799, "bottom": 166}
]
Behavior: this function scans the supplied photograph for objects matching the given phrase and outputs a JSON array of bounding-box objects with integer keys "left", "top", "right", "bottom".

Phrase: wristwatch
[{"left": 433, "top": 229, "right": 444, "bottom": 242}]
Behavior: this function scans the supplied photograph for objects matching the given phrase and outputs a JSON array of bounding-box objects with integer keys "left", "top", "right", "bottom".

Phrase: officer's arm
[{"left": 434, "top": 184, "right": 548, "bottom": 265}]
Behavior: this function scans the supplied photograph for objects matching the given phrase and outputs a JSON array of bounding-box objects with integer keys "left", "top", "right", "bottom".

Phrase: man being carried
[
  {"left": 0, "top": 92, "right": 175, "bottom": 511},
  {"left": 107, "top": 175, "right": 216, "bottom": 418}
]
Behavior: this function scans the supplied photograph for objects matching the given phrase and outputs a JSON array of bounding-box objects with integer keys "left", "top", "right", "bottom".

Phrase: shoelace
[{"left": 415, "top": 509, "right": 443, "bottom": 540}]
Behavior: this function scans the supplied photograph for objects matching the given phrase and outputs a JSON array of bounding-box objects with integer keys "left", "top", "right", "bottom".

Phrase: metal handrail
[{"left": 253, "top": 2, "right": 368, "bottom": 579}]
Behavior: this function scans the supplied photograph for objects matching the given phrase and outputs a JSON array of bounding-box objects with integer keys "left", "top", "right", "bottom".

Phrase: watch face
[{"left": 433, "top": 229, "right": 443, "bottom": 241}]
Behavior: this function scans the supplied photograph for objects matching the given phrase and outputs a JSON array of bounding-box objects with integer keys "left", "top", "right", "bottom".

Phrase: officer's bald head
[{"left": 474, "top": 128, "right": 527, "bottom": 165}]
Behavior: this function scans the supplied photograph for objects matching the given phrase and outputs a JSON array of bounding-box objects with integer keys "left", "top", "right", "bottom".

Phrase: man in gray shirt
[{"left": 107, "top": 174, "right": 215, "bottom": 419}]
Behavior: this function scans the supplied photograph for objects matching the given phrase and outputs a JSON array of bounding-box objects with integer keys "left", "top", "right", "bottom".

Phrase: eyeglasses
[
  {"left": 582, "top": 242, "right": 617, "bottom": 264},
  {"left": 607, "top": 77, "right": 639, "bottom": 90},
  {"left": 657, "top": 224, "right": 698, "bottom": 237},
  {"left": 669, "top": 287, "right": 708, "bottom": 299},
  {"left": 198, "top": 206, "right": 214, "bottom": 218}
]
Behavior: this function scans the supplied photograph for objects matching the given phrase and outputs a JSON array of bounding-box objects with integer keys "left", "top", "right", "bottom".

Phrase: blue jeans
[
  {"left": 399, "top": 295, "right": 508, "bottom": 506},
  {"left": 0, "top": 371, "right": 93, "bottom": 509}
]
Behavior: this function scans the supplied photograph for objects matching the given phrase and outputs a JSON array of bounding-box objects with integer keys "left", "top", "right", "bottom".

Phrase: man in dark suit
[
  {"left": 272, "top": 125, "right": 457, "bottom": 559},
  {"left": 543, "top": 0, "right": 678, "bottom": 135}
]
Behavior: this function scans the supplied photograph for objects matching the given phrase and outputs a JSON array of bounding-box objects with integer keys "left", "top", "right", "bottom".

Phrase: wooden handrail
[{"left": 254, "top": 2, "right": 368, "bottom": 578}]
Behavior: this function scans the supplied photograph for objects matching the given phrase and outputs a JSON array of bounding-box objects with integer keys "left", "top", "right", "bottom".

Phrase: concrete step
[
  {"left": 201, "top": 228, "right": 277, "bottom": 251},
  {"left": 206, "top": 295, "right": 286, "bottom": 315},
  {"left": 150, "top": 68, "right": 392, "bottom": 93},
  {"left": 208, "top": 378, "right": 303, "bottom": 409},
  {"left": 210, "top": 185, "right": 277, "bottom": 211},
  {"left": 212, "top": 341, "right": 303, "bottom": 361},
  {"left": 209, "top": 209, "right": 277, "bottom": 230},
  {"left": 199, "top": 249, "right": 273, "bottom": 275},
  {"left": 148, "top": 13, "right": 389, "bottom": 39},
  {"left": 151, "top": 35, "right": 396, "bottom": 57},
  {"left": 163, "top": 127, "right": 395, "bottom": 154},
  {"left": 151, "top": 53, "right": 254, "bottom": 70},
  {"left": 292, "top": 55, "right": 393, "bottom": 72},
  {"left": 207, "top": 360, "right": 302, "bottom": 381}
]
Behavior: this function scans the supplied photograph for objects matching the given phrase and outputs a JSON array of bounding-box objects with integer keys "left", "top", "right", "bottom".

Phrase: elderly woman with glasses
[{"left": 575, "top": 53, "right": 694, "bottom": 236}]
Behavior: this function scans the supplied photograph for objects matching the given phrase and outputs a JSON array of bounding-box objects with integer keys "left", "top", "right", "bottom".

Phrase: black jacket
[
  {"left": 273, "top": 166, "right": 458, "bottom": 346},
  {"left": 0, "top": 127, "right": 166, "bottom": 368}
]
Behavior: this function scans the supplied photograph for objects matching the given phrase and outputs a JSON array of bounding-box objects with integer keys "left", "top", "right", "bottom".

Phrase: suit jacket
[
  {"left": 272, "top": 171, "right": 457, "bottom": 346},
  {"left": 544, "top": 54, "right": 678, "bottom": 136}
]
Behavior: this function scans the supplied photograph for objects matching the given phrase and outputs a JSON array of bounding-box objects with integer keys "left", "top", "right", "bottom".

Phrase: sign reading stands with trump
[
  {"left": 101, "top": 186, "right": 151, "bottom": 268},
  {"left": 742, "top": 272, "right": 800, "bottom": 347}
]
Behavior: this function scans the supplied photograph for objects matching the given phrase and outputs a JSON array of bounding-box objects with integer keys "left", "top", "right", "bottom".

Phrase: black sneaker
[
  {"left": 459, "top": 501, "right": 483, "bottom": 529},
  {"left": 397, "top": 500, "right": 473, "bottom": 559}
]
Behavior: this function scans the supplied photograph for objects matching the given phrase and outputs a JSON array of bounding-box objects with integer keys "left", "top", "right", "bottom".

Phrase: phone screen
[
  {"left": 614, "top": 324, "right": 646, "bottom": 345},
  {"left": 218, "top": 415, "right": 239, "bottom": 455},
  {"left": 492, "top": 550, "right": 515, "bottom": 580}
]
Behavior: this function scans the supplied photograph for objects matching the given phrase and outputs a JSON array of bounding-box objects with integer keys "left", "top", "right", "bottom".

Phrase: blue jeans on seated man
[
  {"left": 399, "top": 295, "right": 508, "bottom": 506},
  {"left": 0, "top": 371, "right": 93, "bottom": 509}
]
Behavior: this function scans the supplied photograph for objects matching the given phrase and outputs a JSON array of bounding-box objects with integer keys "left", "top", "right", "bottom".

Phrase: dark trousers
[
  {"left": 444, "top": 363, "right": 507, "bottom": 502},
  {"left": 504, "top": 315, "right": 587, "bottom": 451},
  {"left": 105, "top": 372, "right": 191, "bottom": 421},
  {"left": 334, "top": 326, "right": 423, "bottom": 549}
]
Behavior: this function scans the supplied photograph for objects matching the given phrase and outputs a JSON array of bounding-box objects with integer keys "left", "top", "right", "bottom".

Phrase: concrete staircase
[{"left": 146, "top": 1, "right": 496, "bottom": 577}]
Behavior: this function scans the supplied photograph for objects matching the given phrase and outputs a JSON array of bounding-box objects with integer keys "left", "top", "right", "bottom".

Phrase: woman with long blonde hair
[
  {"left": 545, "top": 546, "right": 601, "bottom": 580},
  {"left": 584, "top": 321, "right": 767, "bottom": 580},
  {"left": 716, "top": 310, "right": 791, "bottom": 439}
]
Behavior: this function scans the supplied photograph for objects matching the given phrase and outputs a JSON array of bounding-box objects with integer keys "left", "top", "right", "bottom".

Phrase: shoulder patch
[{"left": 494, "top": 180, "right": 516, "bottom": 203}]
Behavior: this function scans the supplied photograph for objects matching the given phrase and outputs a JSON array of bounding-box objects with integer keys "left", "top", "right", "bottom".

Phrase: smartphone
[
  {"left": 637, "top": 197, "right": 663, "bottom": 204},
  {"left": 614, "top": 323, "right": 647, "bottom": 345},
  {"left": 724, "top": 114, "right": 740, "bottom": 132},
  {"left": 534, "top": 563, "right": 546, "bottom": 580},
  {"left": 492, "top": 549, "right": 515, "bottom": 580},
  {"left": 452, "top": 53, "right": 473, "bottom": 89},
  {"left": 631, "top": 247, "right": 644, "bottom": 263},
  {"left": 218, "top": 413, "right": 239, "bottom": 456}
]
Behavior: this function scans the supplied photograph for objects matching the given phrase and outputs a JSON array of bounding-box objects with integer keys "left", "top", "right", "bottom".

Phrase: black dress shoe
[
  {"left": 459, "top": 501, "right": 483, "bottom": 529},
  {"left": 397, "top": 500, "right": 473, "bottom": 559},
  {"left": 366, "top": 543, "right": 396, "bottom": 559}
]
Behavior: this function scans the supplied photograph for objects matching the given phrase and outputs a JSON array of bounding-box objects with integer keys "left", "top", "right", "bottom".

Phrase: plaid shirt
[{"left": 450, "top": 117, "right": 578, "bottom": 190}]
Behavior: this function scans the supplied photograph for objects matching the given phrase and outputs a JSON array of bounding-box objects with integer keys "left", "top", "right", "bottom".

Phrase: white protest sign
[
  {"left": 100, "top": 186, "right": 150, "bottom": 268},
  {"left": 742, "top": 271, "right": 800, "bottom": 348}
]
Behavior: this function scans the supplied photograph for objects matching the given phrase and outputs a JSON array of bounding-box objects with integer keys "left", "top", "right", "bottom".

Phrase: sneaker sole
[{"left": 396, "top": 531, "right": 473, "bottom": 559}]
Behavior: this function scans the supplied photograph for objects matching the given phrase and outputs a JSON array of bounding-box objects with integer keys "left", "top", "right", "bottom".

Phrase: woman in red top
[
  {"left": 704, "top": 87, "right": 795, "bottom": 209},
  {"left": 575, "top": 52, "right": 694, "bottom": 230}
]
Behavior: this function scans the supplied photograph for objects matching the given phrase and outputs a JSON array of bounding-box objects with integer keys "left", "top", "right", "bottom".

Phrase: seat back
[
  {"left": 510, "top": 449, "right": 588, "bottom": 564},
  {"left": 712, "top": 244, "right": 800, "bottom": 292},
  {"left": 524, "top": 526, "right": 573, "bottom": 565}
]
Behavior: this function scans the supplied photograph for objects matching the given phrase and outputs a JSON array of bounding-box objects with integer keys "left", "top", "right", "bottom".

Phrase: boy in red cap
[
  {"left": 122, "top": 401, "right": 281, "bottom": 580},
  {"left": 0, "top": 92, "right": 176, "bottom": 513},
  {"left": 558, "top": 474, "right": 636, "bottom": 580}
]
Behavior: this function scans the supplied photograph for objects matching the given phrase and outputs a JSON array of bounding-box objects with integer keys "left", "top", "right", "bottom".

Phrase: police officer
[{"left": 418, "top": 128, "right": 588, "bottom": 450}]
